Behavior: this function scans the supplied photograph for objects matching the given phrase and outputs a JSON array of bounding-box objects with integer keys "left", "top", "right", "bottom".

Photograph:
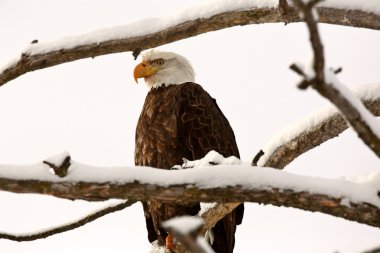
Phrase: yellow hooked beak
[{"left": 133, "top": 61, "right": 159, "bottom": 83}]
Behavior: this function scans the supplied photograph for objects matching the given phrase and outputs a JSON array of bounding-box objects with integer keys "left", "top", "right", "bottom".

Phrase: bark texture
[
  {"left": 1, "top": 6, "right": 380, "bottom": 87},
  {"left": 264, "top": 99, "right": 380, "bottom": 169},
  {"left": 0, "top": 177, "right": 379, "bottom": 228},
  {"left": 200, "top": 203, "right": 240, "bottom": 235}
]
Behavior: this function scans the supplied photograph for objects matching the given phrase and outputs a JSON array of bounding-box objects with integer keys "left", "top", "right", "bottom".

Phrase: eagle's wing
[
  {"left": 177, "top": 82, "right": 240, "bottom": 160},
  {"left": 142, "top": 202, "right": 158, "bottom": 243},
  {"left": 176, "top": 82, "right": 244, "bottom": 253}
]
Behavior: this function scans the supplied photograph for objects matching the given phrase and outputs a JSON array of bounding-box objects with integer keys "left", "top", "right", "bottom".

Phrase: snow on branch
[
  {"left": 163, "top": 216, "right": 214, "bottom": 253},
  {"left": 0, "top": 200, "right": 136, "bottom": 242},
  {"left": 257, "top": 87, "right": 380, "bottom": 169},
  {"left": 1, "top": 1, "right": 380, "bottom": 86},
  {"left": 290, "top": 0, "right": 380, "bottom": 159},
  {"left": 1, "top": 153, "right": 380, "bottom": 228}
]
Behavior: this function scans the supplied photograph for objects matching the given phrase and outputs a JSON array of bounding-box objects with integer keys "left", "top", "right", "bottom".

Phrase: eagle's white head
[{"left": 133, "top": 50, "right": 195, "bottom": 89}]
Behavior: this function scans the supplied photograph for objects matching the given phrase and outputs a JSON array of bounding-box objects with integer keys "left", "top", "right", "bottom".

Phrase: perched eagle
[{"left": 133, "top": 50, "right": 244, "bottom": 253}]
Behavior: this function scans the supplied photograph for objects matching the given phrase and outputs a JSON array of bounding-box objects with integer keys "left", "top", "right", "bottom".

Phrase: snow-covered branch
[
  {"left": 0, "top": 154, "right": 380, "bottom": 228},
  {"left": 290, "top": 0, "right": 380, "bottom": 159},
  {"left": 1, "top": 2, "right": 380, "bottom": 86},
  {"left": 258, "top": 94, "right": 380, "bottom": 169}
]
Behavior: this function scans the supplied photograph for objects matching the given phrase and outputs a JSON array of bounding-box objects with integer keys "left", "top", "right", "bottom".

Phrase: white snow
[
  {"left": 1, "top": 151, "right": 380, "bottom": 208},
  {"left": 1, "top": 0, "right": 379, "bottom": 73},
  {"left": 22, "top": 0, "right": 277, "bottom": 57},
  {"left": 199, "top": 203, "right": 217, "bottom": 216},
  {"left": 150, "top": 219, "right": 215, "bottom": 253},
  {"left": 355, "top": 83, "right": 380, "bottom": 101},
  {"left": 0, "top": 57, "right": 19, "bottom": 75},
  {"left": 183, "top": 150, "right": 241, "bottom": 168},
  {"left": 197, "top": 237, "right": 216, "bottom": 253},
  {"left": 162, "top": 216, "right": 204, "bottom": 235},
  {"left": 320, "top": 0, "right": 380, "bottom": 16},
  {"left": 257, "top": 83, "right": 380, "bottom": 167},
  {"left": 149, "top": 241, "right": 169, "bottom": 253},
  {"left": 325, "top": 70, "right": 380, "bottom": 139},
  {"left": 340, "top": 198, "right": 351, "bottom": 207}
]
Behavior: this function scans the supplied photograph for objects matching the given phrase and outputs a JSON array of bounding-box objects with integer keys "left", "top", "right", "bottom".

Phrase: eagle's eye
[{"left": 156, "top": 59, "right": 164, "bottom": 66}]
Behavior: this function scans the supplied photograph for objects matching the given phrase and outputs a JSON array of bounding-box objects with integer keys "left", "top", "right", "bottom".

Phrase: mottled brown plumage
[{"left": 135, "top": 82, "right": 243, "bottom": 253}]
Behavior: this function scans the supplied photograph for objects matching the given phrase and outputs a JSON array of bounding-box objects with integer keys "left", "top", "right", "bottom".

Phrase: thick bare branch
[
  {"left": 0, "top": 176, "right": 379, "bottom": 228},
  {"left": 1, "top": 6, "right": 380, "bottom": 86},
  {"left": 263, "top": 99, "right": 380, "bottom": 169},
  {"left": 0, "top": 200, "right": 136, "bottom": 241}
]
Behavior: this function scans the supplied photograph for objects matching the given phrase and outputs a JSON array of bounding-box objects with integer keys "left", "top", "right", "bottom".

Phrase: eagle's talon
[{"left": 166, "top": 233, "right": 174, "bottom": 251}]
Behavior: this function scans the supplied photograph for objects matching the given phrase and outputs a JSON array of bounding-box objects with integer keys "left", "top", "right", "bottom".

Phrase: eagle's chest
[{"left": 135, "top": 88, "right": 188, "bottom": 169}]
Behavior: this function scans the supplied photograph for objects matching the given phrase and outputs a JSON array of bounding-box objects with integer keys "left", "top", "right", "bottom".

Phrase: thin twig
[
  {"left": 251, "top": 150, "right": 264, "bottom": 166},
  {"left": 0, "top": 200, "right": 136, "bottom": 241},
  {"left": 43, "top": 155, "right": 71, "bottom": 177}
]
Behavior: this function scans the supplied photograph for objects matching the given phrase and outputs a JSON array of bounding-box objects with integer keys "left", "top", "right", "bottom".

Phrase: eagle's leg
[{"left": 166, "top": 233, "right": 174, "bottom": 251}]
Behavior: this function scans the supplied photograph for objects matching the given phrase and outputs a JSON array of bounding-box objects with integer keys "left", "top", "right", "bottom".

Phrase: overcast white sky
[{"left": 1, "top": 1, "right": 380, "bottom": 252}]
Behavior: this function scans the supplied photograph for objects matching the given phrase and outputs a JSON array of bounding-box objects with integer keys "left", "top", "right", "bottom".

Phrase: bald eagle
[{"left": 134, "top": 50, "right": 244, "bottom": 253}]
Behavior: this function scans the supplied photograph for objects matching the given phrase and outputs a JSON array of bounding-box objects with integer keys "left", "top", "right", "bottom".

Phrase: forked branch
[{"left": 291, "top": 0, "right": 380, "bottom": 158}]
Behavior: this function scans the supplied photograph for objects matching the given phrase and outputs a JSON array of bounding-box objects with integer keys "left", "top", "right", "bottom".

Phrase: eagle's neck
[
  {"left": 145, "top": 66, "right": 195, "bottom": 90},
  {"left": 150, "top": 82, "right": 172, "bottom": 89}
]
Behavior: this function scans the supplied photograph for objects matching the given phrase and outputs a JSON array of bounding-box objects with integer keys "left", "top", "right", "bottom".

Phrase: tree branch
[
  {"left": 291, "top": 0, "right": 380, "bottom": 159},
  {"left": 261, "top": 98, "right": 380, "bottom": 169},
  {"left": 1, "top": 1, "right": 380, "bottom": 245},
  {"left": 0, "top": 200, "right": 136, "bottom": 241},
  {"left": 0, "top": 168, "right": 379, "bottom": 228},
  {"left": 199, "top": 203, "right": 240, "bottom": 235},
  {"left": 43, "top": 155, "right": 71, "bottom": 178},
  {"left": 1, "top": 5, "right": 380, "bottom": 86},
  {"left": 361, "top": 245, "right": 380, "bottom": 253},
  {"left": 216, "top": 99, "right": 380, "bottom": 244}
]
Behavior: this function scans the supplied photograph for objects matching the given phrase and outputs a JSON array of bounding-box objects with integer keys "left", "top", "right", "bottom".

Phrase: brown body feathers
[{"left": 135, "top": 82, "right": 244, "bottom": 253}]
